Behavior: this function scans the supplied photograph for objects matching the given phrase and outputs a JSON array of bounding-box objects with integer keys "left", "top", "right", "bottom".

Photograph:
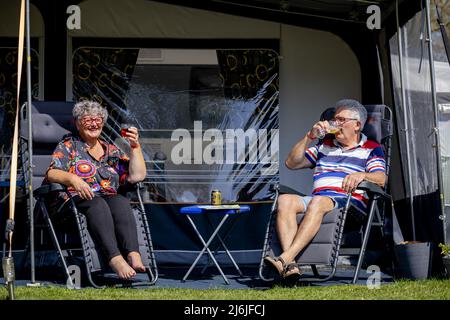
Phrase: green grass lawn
[{"left": 2, "top": 279, "right": 449, "bottom": 300}]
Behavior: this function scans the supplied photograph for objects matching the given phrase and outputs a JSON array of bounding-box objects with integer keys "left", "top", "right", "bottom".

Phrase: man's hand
[
  {"left": 342, "top": 172, "right": 366, "bottom": 193},
  {"left": 123, "top": 126, "right": 140, "bottom": 149},
  {"left": 308, "top": 121, "right": 330, "bottom": 139},
  {"left": 70, "top": 175, "right": 94, "bottom": 200}
]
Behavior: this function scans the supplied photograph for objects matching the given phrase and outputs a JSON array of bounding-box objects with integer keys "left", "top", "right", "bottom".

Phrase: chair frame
[
  {"left": 18, "top": 101, "right": 158, "bottom": 288},
  {"left": 33, "top": 182, "right": 158, "bottom": 288},
  {"left": 258, "top": 105, "right": 393, "bottom": 284}
]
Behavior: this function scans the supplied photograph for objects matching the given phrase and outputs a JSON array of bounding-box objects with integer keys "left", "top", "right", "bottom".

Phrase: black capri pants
[{"left": 75, "top": 194, "right": 139, "bottom": 261}]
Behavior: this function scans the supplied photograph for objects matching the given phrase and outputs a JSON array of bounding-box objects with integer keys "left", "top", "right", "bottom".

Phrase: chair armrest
[
  {"left": 270, "top": 183, "right": 306, "bottom": 196},
  {"left": 33, "top": 183, "right": 67, "bottom": 198},
  {"left": 279, "top": 184, "right": 306, "bottom": 196},
  {"left": 117, "top": 182, "right": 143, "bottom": 195},
  {"left": 356, "top": 181, "right": 391, "bottom": 200}
]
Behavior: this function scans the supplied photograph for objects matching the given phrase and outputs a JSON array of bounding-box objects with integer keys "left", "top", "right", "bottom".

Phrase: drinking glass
[
  {"left": 316, "top": 120, "right": 340, "bottom": 139},
  {"left": 120, "top": 124, "right": 131, "bottom": 137}
]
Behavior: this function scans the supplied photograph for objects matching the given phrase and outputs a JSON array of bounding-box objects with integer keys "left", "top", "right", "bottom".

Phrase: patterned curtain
[{"left": 72, "top": 48, "right": 139, "bottom": 138}]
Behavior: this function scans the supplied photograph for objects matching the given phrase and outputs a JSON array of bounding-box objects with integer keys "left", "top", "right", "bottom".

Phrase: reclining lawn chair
[
  {"left": 258, "top": 104, "right": 393, "bottom": 284},
  {"left": 20, "top": 101, "right": 158, "bottom": 287}
]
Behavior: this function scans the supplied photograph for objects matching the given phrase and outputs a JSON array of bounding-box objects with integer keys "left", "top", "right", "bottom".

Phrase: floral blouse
[{"left": 46, "top": 134, "right": 130, "bottom": 205}]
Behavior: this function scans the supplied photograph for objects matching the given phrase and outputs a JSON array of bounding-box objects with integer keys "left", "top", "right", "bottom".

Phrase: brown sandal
[
  {"left": 263, "top": 256, "right": 287, "bottom": 276},
  {"left": 283, "top": 262, "right": 301, "bottom": 284}
]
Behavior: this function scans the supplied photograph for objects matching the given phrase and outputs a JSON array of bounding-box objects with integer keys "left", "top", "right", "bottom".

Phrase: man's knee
[
  {"left": 306, "top": 196, "right": 334, "bottom": 215},
  {"left": 277, "top": 194, "right": 302, "bottom": 214}
]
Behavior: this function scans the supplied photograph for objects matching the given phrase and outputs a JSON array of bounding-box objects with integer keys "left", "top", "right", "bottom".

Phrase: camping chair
[
  {"left": 19, "top": 101, "right": 158, "bottom": 287},
  {"left": 258, "top": 104, "right": 393, "bottom": 284}
]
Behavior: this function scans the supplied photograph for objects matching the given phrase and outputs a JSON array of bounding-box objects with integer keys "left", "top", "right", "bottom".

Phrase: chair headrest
[
  {"left": 363, "top": 105, "right": 393, "bottom": 143},
  {"left": 31, "top": 113, "right": 70, "bottom": 144}
]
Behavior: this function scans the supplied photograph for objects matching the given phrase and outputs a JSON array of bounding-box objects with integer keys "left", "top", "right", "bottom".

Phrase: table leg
[
  {"left": 201, "top": 215, "right": 243, "bottom": 276},
  {"left": 182, "top": 215, "right": 230, "bottom": 284}
]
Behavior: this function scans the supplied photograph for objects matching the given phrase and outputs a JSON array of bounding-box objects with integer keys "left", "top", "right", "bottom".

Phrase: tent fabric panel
[{"left": 70, "top": 0, "right": 281, "bottom": 39}]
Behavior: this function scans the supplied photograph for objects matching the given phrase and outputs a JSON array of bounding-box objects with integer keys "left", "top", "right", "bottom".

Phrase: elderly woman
[{"left": 45, "top": 100, "right": 147, "bottom": 280}]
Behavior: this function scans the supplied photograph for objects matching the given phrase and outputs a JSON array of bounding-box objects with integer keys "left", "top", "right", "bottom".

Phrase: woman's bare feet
[
  {"left": 127, "top": 251, "right": 146, "bottom": 272},
  {"left": 109, "top": 255, "right": 136, "bottom": 279}
]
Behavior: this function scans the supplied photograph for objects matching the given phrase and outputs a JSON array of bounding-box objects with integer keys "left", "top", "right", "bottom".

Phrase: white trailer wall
[{"left": 279, "top": 25, "right": 361, "bottom": 193}]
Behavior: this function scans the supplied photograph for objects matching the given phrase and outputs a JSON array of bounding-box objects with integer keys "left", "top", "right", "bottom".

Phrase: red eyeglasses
[{"left": 80, "top": 117, "right": 104, "bottom": 127}]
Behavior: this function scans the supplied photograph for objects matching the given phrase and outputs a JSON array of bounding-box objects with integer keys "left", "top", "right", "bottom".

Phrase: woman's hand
[
  {"left": 126, "top": 127, "right": 147, "bottom": 183},
  {"left": 70, "top": 175, "right": 94, "bottom": 200},
  {"left": 123, "top": 126, "right": 140, "bottom": 149}
]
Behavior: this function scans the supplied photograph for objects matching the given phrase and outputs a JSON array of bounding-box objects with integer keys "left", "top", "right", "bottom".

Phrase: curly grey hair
[
  {"left": 335, "top": 99, "right": 367, "bottom": 128},
  {"left": 73, "top": 100, "right": 108, "bottom": 122}
]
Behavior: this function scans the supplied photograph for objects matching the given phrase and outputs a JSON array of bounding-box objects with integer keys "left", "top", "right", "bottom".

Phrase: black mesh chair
[
  {"left": 258, "top": 104, "right": 393, "bottom": 284},
  {"left": 20, "top": 101, "right": 158, "bottom": 287}
]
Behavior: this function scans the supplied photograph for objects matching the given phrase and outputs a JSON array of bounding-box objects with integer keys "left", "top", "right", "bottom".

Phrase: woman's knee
[
  {"left": 105, "top": 195, "right": 134, "bottom": 220},
  {"left": 105, "top": 194, "right": 130, "bottom": 207},
  {"left": 79, "top": 196, "right": 110, "bottom": 216}
]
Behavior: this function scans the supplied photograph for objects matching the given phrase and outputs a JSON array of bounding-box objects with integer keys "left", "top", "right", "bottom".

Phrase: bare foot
[
  {"left": 109, "top": 255, "right": 136, "bottom": 279},
  {"left": 127, "top": 251, "right": 146, "bottom": 272}
]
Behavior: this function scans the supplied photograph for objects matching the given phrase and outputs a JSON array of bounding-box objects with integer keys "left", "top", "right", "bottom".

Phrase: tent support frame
[
  {"left": 424, "top": 0, "right": 447, "bottom": 243},
  {"left": 396, "top": 0, "right": 416, "bottom": 240}
]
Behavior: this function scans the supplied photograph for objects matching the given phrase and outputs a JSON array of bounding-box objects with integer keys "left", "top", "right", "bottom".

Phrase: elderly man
[{"left": 264, "top": 99, "right": 387, "bottom": 282}]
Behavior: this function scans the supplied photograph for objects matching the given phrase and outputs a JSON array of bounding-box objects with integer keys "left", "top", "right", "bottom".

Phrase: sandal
[
  {"left": 263, "top": 256, "right": 287, "bottom": 277},
  {"left": 283, "top": 262, "right": 301, "bottom": 284}
]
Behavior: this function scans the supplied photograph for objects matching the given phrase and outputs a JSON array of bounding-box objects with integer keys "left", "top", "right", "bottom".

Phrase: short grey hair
[
  {"left": 73, "top": 100, "right": 108, "bottom": 122},
  {"left": 335, "top": 99, "right": 367, "bottom": 128}
]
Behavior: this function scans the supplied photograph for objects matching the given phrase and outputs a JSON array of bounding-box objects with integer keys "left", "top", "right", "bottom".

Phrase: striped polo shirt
[{"left": 304, "top": 133, "right": 386, "bottom": 210}]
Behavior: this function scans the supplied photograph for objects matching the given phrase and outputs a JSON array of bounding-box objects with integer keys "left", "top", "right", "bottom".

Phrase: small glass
[
  {"left": 328, "top": 120, "right": 340, "bottom": 134},
  {"left": 120, "top": 124, "right": 130, "bottom": 137},
  {"left": 316, "top": 120, "right": 340, "bottom": 139}
]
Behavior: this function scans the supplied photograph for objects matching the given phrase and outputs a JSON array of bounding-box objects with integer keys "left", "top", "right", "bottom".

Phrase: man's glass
[
  {"left": 80, "top": 116, "right": 104, "bottom": 126},
  {"left": 332, "top": 116, "right": 358, "bottom": 125}
]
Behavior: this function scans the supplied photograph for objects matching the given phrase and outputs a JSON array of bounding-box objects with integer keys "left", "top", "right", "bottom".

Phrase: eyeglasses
[
  {"left": 80, "top": 117, "right": 104, "bottom": 127},
  {"left": 332, "top": 116, "right": 359, "bottom": 125}
]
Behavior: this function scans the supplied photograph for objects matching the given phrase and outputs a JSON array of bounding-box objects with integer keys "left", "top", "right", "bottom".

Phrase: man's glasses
[
  {"left": 332, "top": 116, "right": 359, "bottom": 125},
  {"left": 80, "top": 117, "right": 104, "bottom": 127}
]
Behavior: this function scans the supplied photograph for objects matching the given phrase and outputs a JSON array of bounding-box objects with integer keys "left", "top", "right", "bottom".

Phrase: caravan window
[{"left": 72, "top": 47, "right": 279, "bottom": 203}]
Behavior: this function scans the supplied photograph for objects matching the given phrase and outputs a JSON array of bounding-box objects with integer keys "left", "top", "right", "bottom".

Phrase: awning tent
[{"left": 1, "top": 0, "right": 448, "bottom": 269}]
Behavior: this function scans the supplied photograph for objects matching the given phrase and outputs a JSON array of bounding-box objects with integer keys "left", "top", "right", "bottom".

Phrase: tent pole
[
  {"left": 396, "top": 0, "right": 416, "bottom": 240},
  {"left": 424, "top": 0, "right": 447, "bottom": 242},
  {"left": 25, "top": 0, "right": 36, "bottom": 285}
]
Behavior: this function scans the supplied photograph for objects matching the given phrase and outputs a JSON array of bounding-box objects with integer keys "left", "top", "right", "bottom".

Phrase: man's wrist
[{"left": 306, "top": 131, "right": 316, "bottom": 140}]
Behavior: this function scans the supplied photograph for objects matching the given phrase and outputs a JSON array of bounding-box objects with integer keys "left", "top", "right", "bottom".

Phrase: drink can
[{"left": 211, "top": 189, "right": 222, "bottom": 205}]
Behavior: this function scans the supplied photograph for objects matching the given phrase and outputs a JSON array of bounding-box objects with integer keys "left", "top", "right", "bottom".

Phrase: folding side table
[{"left": 179, "top": 204, "right": 250, "bottom": 284}]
